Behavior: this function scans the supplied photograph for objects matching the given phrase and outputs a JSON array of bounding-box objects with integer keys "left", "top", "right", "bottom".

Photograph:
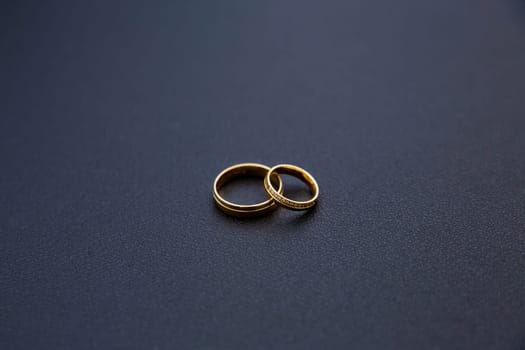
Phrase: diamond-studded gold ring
[{"left": 264, "top": 164, "right": 319, "bottom": 211}]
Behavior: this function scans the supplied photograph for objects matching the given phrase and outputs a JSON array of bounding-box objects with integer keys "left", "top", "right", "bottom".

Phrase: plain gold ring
[{"left": 213, "top": 163, "right": 283, "bottom": 217}]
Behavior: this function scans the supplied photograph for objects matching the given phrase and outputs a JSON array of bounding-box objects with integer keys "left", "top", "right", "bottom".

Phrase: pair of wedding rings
[{"left": 213, "top": 163, "right": 319, "bottom": 217}]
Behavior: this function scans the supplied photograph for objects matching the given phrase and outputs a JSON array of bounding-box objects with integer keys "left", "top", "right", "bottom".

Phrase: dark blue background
[{"left": 1, "top": 0, "right": 525, "bottom": 349}]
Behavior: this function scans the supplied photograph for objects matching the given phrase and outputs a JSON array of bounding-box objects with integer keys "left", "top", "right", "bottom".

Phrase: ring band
[
  {"left": 264, "top": 164, "right": 319, "bottom": 211},
  {"left": 213, "top": 163, "right": 283, "bottom": 217}
]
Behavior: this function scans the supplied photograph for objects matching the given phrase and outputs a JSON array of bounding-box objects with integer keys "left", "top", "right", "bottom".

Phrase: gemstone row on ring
[{"left": 264, "top": 180, "right": 312, "bottom": 209}]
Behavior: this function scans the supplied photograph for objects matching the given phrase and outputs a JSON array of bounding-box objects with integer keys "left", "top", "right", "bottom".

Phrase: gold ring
[
  {"left": 213, "top": 163, "right": 283, "bottom": 217},
  {"left": 264, "top": 164, "right": 319, "bottom": 211}
]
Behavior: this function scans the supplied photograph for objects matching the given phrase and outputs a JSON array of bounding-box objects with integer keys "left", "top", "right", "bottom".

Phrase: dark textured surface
[{"left": 1, "top": 0, "right": 525, "bottom": 349}]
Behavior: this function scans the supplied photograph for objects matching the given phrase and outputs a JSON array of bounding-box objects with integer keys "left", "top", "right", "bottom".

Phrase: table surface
[{"left": 1, "top": 1, "right": 525, "bottom": 349}]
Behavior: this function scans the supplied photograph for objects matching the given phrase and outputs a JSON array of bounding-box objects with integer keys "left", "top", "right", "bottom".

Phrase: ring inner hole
[
  {"left": 220, "top": 175, "right": 270, "bottom": 205},
  {"left": 280, "top": 174, "right": 312, "bottom": 201}
]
